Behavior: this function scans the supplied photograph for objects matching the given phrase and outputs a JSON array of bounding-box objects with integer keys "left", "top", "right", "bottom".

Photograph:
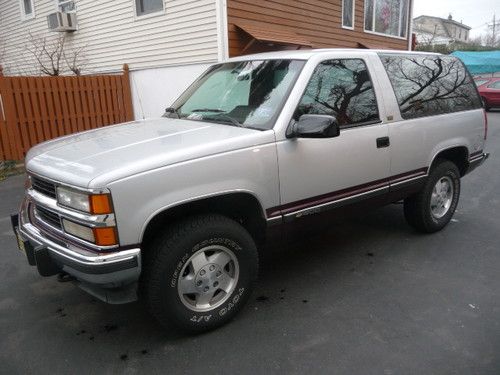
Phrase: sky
[{"left": 413, "top": 0, "right": 500, "bottom": 39}]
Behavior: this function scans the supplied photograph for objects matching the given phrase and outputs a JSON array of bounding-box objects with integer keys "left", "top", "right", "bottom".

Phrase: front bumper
[{"left": 12, "top": 197, "right": 141, "bottom": 303}]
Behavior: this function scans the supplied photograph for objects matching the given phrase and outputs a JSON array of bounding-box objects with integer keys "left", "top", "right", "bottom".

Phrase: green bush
[{"left": 416, "top": 42, "right": 498, "bottom": 54}]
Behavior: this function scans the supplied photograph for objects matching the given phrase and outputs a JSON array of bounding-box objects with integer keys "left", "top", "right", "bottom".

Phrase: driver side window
[{"left": 294, "top": 59, "right": 380, "bottom": 127}]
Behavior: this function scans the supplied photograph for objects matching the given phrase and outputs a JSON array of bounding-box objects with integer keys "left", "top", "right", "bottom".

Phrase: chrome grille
[
  {"left": 35, "top": 205, "right": 62, "bottom": 230},
  {"left": 32, "top": 176, "right": 57, "bottom": 199}
]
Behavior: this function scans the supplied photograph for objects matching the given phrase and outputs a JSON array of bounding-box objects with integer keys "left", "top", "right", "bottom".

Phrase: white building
[
  {"left": 413, "top": 14, "right": 471, "bottom": 46},
  {"left": 1, "top": 0, "right": 414, "bottom": 120},
  {"left": 0, "top": 0, "right": 227, "bottom": 119}
]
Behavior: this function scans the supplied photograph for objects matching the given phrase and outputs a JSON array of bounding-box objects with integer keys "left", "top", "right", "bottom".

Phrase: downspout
[
  {"left": 215, "top": 0, "right": 229, "bottom": 62},
  {"left": 407, "top": 0, "right": 414, "bottom": 50}
]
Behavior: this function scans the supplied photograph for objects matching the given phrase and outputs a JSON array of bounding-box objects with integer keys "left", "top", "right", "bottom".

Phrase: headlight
[
  {"left": 57, "top": 186, "right": 90, "bottom": 212},
  {"left": 56, "top": 186, "right": 112, "bottom": 214}
]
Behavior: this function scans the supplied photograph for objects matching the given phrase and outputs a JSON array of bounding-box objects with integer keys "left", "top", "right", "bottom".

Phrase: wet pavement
[{"left": 1, "top": 112, "right": 499, "bottom": 374}]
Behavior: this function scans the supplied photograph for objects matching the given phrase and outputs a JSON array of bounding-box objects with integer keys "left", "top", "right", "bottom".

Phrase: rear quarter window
[{"left": 379, "top": 54, "right": 482, "bottom": 119}]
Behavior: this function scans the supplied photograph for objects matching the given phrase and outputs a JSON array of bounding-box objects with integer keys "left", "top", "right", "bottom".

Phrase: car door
[{"left": 273, "top": 57, "right": 391, "bottom": 220}]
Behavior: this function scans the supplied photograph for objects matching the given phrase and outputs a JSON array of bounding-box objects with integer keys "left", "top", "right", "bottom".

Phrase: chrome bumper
[
  {"left": 467, "top": 152, "right": 490, "bottom": 174},
  {"left": 15, "top": 196, "right": 141, "bottom": 292}
]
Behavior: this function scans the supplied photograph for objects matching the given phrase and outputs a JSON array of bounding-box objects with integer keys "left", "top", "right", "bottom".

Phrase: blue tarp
[{"left": 451, "top": 51, "right": 500, "bottom": 74}]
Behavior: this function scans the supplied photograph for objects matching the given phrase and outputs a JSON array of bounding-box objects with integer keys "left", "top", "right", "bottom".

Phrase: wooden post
[
  {"left": 0, "top": 65, "right": 6, "bottom": 161},
  {"left": 122, "top": 64, "right": 134, "bottom": 121},
  {"left": 0, "top": 70, "right": 24, "bottom": 160}
]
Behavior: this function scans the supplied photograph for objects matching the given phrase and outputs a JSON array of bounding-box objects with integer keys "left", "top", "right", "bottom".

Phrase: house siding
[
  {"left": 414, "top": 17, "right": 449, "bottom": 39},
  {"left": 227, "top": 0, "right": 410, "bottom": 56},
  {"left": 413, "top": 16, "right": 470, "bottom": 44},
  {"left": 0, "top": 0, "right": 220, "bottom": 75}
]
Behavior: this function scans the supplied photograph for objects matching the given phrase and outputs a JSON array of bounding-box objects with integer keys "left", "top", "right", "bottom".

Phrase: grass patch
[{"left": 0, "top": 160, "right": 24, "bottom": 181}]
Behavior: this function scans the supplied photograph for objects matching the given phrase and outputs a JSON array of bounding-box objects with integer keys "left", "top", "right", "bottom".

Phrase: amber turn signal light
[
  {"left": 93, "top": 227, "right": 118, "bottom": 246},
  {"left": 90, "top": 194, "right": 112, "bottom": 214}
]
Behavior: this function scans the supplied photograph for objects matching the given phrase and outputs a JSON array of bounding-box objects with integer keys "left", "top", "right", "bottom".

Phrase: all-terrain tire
[
  {"left": 141, "top": 214, "right": 258, "bottom": 333},
  {"left": 404, "top": 160, "right": 460, "bottom": 233}
]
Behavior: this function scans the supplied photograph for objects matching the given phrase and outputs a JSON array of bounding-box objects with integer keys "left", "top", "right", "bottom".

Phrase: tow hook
[{"left": 57, "top": 272, "right": 76, "bottom": 283}]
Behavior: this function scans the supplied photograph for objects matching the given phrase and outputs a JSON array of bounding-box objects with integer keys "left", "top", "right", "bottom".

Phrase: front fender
[{"left": 107, "top": 143, "right": 280, "bottom": 246}]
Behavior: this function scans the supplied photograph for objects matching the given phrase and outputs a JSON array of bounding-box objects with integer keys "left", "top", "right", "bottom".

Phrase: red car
[{"left": 474, "top": 77, "right": 500, "bottom": 111}]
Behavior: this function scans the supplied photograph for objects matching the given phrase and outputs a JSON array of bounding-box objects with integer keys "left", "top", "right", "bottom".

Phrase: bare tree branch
[
  {"left": 25, "top": 32, "right": 67, "bottom": 76},
  {"left": 24, "top": 32, "right": 87, "bottom": 76},
  {"left": 63, "top": 44, "right": 88, "bottom": 75}
]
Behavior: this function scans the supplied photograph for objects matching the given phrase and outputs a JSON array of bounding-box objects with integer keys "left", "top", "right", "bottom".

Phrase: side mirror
[{"left": 287, "top": 114, "right": 340, "bottom": 139}]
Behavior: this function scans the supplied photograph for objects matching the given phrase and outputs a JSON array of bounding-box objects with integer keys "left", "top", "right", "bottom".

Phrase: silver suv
[{"left": 12, "top": 49, "right": 489, "bottom": 332}]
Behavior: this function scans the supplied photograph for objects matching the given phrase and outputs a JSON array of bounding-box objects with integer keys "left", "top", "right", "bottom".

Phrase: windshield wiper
[
  {"left": 205, "top": 113, "right": 244, "bottom": 127},
  {"left": 190, "top": 109, "right": 244, "bottom": 127},
  {"left": 191, "top": 108, "right": 225, "bottom": 113}
]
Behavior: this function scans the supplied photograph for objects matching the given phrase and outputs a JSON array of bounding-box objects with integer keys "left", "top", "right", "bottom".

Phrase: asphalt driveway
[{"left": 1, "top": 113, "right": 500, "bottom": 375}]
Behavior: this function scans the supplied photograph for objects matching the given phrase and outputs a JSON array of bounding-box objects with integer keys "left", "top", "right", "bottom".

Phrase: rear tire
[
  {"left": 142, "top": 214, "right": 258, "bottom": 333},
  {"left": 404, "top": 160, "right": 460, "bottom": 233}
]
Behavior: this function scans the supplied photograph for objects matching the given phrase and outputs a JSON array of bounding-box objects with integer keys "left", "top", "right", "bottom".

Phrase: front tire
[
  {"left": 142, "top": 214, "right": 258, "bottom": 333},
  {"left": 404, "top": 160, "right": 460, "bottom": 233}
]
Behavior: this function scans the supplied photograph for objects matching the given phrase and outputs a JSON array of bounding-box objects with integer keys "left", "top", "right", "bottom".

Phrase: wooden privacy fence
[{"left": 0, "top": 64, "right": 134, "bottom": 161}]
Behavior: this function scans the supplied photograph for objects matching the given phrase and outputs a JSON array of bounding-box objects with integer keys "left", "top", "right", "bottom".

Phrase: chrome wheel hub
[
  {"left": 177, "top": 245, "right": 239, "bottom": 312},
  {"left": 430, "top": 176, "right": 454, "bottom": 219}
]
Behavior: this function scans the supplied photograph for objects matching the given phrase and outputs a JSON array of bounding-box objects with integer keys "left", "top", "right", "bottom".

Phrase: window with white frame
[
  {"left": 342, "top": 0, "right": 355, "bottom": 29},
  {"left": 57, "top": 0, "right": 76, "bottom": 12},
  {"left": 135, "top": 0, "right": 164, "bottom": 16},
  {"left": 364, "top": 0, "right": 409, "bottom": 38},
  {"left": 20, "top": 0, "right": 35, "bottom": 19}
]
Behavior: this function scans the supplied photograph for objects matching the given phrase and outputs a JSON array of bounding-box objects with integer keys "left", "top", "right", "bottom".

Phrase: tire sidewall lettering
[
  {"left": 168, "top": 236, "right": 248, "bottom": 324},
  {"left": 170, "top": 253, "right": 190, "bottom": 288},
  {"left": 192, "top": 238, "right": 242, "bottom": 253},
  {"left": 219, "top": 287, "right": 245, "bottom": 317}
]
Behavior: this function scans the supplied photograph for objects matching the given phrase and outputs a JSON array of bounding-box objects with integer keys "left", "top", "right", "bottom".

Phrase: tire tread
[{"left": 141, "top": 213, "right": 258, "bottom": 333}]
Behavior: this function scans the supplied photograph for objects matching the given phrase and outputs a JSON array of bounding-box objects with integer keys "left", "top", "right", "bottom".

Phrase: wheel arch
[
  {"left": 140, "top": 191, "right": 268, "bottom": 249},
  {"left": 429, "top": 145, "right": 470, "bottom": 177}
]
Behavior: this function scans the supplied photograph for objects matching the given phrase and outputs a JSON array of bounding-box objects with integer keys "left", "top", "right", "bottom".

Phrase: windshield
[{"left": 168, "top": 59, "right": 305, "bottom": 130}]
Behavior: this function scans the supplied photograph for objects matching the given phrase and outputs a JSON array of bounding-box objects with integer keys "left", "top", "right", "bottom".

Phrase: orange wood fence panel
[{"left": 0, "top": 64, "right": 134, "bottom": 161}]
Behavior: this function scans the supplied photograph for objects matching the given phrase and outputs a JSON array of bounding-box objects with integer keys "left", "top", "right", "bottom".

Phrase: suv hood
[{"left": 26, "top": 118, "right": 275, "bottom": 188}]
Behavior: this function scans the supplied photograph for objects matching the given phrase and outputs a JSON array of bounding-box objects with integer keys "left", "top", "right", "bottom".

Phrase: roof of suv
[{"left": 227, "top": 49, "right": 442, "bottom": 62}]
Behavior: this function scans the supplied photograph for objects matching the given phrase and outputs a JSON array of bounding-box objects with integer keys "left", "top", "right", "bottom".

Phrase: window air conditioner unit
[{"left": 47, "top": 12, "right": 77, "bottom": 32}]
